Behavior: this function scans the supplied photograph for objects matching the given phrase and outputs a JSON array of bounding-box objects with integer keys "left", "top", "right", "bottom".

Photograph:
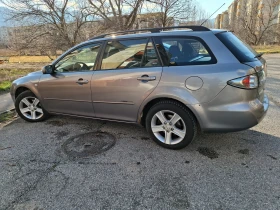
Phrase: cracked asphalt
[{"left": 0, "top": 55, "right": 280, "bottom": 210}]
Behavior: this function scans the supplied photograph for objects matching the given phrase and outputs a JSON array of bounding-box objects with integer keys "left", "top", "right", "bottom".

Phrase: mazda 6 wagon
[{"left": 10, "top": 26, "right": 269, "bottom": 149}]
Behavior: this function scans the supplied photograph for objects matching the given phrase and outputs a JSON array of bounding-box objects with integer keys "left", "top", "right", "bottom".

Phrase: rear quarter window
[
  {"left": 216, "top": 32, "right": 258, "bottom": 63},
  {"left": 153, "top": 36, "right": 217, "bottom": 66}
]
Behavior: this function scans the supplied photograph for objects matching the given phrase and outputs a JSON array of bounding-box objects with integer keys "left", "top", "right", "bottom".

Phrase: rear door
[
  {"left": 153, "top": 36, "right": 224, "bottom": 104},
  {"left": 91, "top": 38, "right": 163, "bottom": 122}
]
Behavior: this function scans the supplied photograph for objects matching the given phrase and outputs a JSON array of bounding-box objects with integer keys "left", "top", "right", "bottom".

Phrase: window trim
[
  {"left": 140, "top": 37, "right": 163, "bottom": 68},
  {"left": 152, "top": 36, "right": 217, "bottom": 66},
  {"left": 95, "top": 37, "right": 163, "bottom": 71},
  {"left": 151, "top": 37, "right": 165, "bottom": 67},
  {"left": 52, "top": 42, "right": 104, "bottom": 73}
]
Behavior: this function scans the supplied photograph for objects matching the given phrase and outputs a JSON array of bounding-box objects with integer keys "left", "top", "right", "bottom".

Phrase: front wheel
[
  {"left": 15, "top": 90, "right": 49, "bottom": 122},
  {"left": 146, "top": 100, "right": 197, "bottom": 150}
]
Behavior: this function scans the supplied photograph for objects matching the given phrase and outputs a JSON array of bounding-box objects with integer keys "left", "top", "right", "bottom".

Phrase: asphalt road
[
  {"left": 264, "top": 54, "right": 280, "bottom": 106},
  {"left": 0, "top": 55, "right": 280, "bottom": 210}
]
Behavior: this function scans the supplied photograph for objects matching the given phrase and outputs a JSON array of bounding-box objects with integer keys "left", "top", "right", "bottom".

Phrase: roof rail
[{"left": 89, "top": 25, "right": 210, "bottom": 40}]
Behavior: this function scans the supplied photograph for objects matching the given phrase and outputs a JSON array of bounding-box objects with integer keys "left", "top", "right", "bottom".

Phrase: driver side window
[{"left": 55, "top": 43, "right": 101, "bottom": 73}]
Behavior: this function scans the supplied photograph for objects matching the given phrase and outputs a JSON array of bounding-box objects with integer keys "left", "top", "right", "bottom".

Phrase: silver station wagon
[{"left": 10, "top": 26, "right": 269, "bottom": 149}]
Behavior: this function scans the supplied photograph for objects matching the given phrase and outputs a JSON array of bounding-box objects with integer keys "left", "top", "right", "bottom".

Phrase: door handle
[
  {"left": 137, "top": 76, "right": 156, "bottom": 81},
  {"left": 76, "top": 79, "right": 89, "bottom": 85}
]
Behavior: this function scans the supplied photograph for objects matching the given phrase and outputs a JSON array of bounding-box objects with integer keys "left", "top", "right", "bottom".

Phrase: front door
[
  {"left": 39, "top": 43, "right": 102, "bottom": 116},
  {"left": 91, "top": 38, "right": 163, "bottom": 122}
]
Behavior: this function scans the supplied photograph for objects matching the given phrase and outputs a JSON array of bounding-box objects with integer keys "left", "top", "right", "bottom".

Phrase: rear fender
[{"left": 137, "top": 86, "right": 203, "bottom": 125}]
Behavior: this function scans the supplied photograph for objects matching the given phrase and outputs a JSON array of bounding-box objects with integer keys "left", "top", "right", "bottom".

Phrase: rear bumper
[
  {"left": 253, "top": 94, "right": 269, "bottom": 123},
  {"left": 190, "top": 87, "right": 269, "bottom": 132}
]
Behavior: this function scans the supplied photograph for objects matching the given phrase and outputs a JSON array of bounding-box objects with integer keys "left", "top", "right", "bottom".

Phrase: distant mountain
[{"left": 0, "top": 7, "right": 12, "bottom": 27}]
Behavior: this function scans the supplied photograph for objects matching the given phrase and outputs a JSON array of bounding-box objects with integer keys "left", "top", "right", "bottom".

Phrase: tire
[
  {"left": 146, "top": 100, "right": 197, "bottom": 150},
  {"left": 15, "top": 90, "right": 49, "bottom": 122}
]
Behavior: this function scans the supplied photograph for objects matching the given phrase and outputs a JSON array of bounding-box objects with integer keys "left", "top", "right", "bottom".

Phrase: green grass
[
  {"left": 0, "top": 69, "right": 34, "bottom": 80},
  {"left": 0, "top": 68, "right": 34, "bottom": 92},
  {"left": 0, "top": 110, "right": 16, "bottom": 123},
  {"left": 0, "top": 81, "right": 12, "bottom": 91}
]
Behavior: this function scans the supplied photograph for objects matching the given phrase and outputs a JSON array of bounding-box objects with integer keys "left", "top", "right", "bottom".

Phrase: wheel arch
[
  {"left": 15, "top": 86, "right": 31, "bottom": 99},
  {"left": 14, "top": 85, "right": 42, "bottom": 101},
  {"left": 14, "top": 86, "right": 49, "bottom": 122},
  {"left": 138, "top": 97, "right": 201, "bottom": 131}
]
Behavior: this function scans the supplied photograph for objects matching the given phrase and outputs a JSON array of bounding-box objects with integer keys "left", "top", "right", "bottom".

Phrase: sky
[
  {"left": 0, "top": 0, "right": 234, "bottom": 24},
  {"left": 198, "top": 0, "right": 233, "bottom": 17}
]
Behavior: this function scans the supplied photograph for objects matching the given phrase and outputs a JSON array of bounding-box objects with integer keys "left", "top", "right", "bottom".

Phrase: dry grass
[
  {"left": 0, "top": 62, "right": 48, "bottom": 70},
  {"left": 253, "top": 45, "right": 280, "bottom": 54},
  {"left": 0, "top": 69, "right": 34, "bottom": 92},
  {"left": 9, "top": 56, "right": 57, "bottom": 63},
  {"left": 0, "top": 69, "right": 35, "bottom": 82},
  {"left": 0, "top": 63, "right": 47, "bottom": 92},
  {"left": 0, "top": 49, "right": 17, "bottom": 57},
  {"left": 0, "top": 110, "right": 17, "bottom": 128}
]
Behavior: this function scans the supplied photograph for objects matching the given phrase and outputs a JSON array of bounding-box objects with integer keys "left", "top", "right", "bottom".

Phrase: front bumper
[{"left": 10, "top": 85, "right": 16, "bottom": 103}]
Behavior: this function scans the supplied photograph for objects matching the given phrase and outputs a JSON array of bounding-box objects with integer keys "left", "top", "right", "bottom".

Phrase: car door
[
  {"left": 153, "top": 36, "right": 231, "bottom": 105},
  {"left": 38, "top": 42, "right": 102, "bottom": 116},
  {"left": 91, "top": 38, "right": 163, "bottom": 122}
]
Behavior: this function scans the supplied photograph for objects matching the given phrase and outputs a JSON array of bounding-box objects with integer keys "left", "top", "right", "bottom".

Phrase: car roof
[{"left": 80, "top": 29, "right": 228, "bottom": 46}]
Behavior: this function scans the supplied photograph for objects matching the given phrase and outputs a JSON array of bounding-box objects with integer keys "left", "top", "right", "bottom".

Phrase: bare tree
[
  {"left": 142, "top": 0, "right": 196, "bottom": 27},
  {"left": 188, "top": 3, "right": 210, "bottom": 26},
  {"left": 87, "top": 0, "right": 143, "bottom": 31},
  {"left": 233, "top": 0, "right": 280, "bottom": 45},
  {"left": 142, "top": 0, "right": 209, "bottom": 27},
  {"left": 2, "top": 0, "right": 211, "bottom": 56},
  {"left": 1, "top": 0, "right": 96, "bottom": 53}
]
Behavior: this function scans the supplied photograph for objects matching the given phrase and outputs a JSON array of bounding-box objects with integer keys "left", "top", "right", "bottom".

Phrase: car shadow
[{"left": 5, "top": 113, "right": 280, "bottom": 162}]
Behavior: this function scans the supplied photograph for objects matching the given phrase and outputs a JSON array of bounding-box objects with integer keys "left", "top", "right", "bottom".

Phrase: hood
[
  {"left": 27, "top": 70, "right": 43, "bottom": 76},
  {"left": 12, "top": 70, "right": 42, "bottom": 85}
]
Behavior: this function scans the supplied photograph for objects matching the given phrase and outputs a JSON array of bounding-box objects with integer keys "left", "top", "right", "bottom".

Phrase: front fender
[{"left": 11, "top": 74, "right": 43, "bottom": 102}]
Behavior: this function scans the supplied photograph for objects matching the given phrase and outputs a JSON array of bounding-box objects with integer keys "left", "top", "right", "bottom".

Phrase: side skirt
[{"left": 48, "top": 112, "right": 141, "bottom": 125}]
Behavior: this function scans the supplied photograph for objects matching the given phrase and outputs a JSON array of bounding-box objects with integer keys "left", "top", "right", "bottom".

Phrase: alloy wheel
[
  {"left": 151, "top": 110, "right": 186, "bottom": 145},
  {"left": 19, "top": 96, "right": 44, "bottom": 120}
]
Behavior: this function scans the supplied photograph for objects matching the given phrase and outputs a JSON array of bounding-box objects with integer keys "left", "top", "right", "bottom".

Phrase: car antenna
[{"left": 200, "top": 3, "right": 226, "bottom": 26}]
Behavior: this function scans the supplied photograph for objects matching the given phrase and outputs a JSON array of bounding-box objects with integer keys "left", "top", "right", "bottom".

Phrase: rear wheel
[
  {"left": 146, "top": 100, "right": 197, "bottom": 149},
  {"left": 15, "top": 90, "right": 49, "bottom": 122}
]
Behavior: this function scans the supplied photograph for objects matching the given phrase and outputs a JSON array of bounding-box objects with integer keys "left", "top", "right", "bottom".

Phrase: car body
[{"left": 11, "top": 26, "right": 269, "bottom": 149}]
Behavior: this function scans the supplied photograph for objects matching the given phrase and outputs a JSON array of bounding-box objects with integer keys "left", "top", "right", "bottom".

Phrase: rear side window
[
  {"left": 216, "top": 32, "right": 258, "bottom": 63},
  {"left": 100, "top": 38, "right": 160, "bottom": 70},
  {"left": 153, "top": 36, "right": 216, "bottom": 66}
]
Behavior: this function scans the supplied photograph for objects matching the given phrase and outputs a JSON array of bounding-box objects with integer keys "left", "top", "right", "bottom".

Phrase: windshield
[{"left": 216, "top": 32, "right": 258, "bottom": 63}]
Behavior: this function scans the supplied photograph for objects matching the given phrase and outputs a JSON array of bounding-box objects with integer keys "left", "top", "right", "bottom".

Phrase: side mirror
[{"left": 42, "top": 65, "right": 54, "bottom": 74}]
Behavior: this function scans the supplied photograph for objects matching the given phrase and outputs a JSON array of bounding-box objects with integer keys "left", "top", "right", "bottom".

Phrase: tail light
[{"left": 228, "top": 74, "right": 258, "bottom": 89}]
